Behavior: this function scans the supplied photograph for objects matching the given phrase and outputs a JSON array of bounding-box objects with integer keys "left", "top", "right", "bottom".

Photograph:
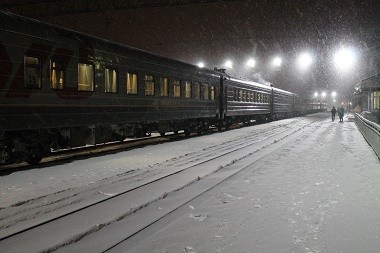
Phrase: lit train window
[
  {"left": 374, "top": 91, "right": 380, "bottom": 109},
  {"left": 194, "top": 82, "right": 201, "bottom": 99},
  {"left": 159, "top": 77, "right": 168, "bottom": 96},
  {"left": 185, "top": 81, "right": 191, "bottom": 98},
  {"left": 50, "top": 60, "right": 64, "bottom": 90},
  {"left": 239, "top": 89, "right": 243, "bottom": 102},
  {"left": 210, "top": 85, "right": 215, "bottom": 100},
  {"left": 145, "top": 75, "right": 155, "bottom": 96},
  {"left": 203, "top": 83, "right": 209, "bottom": 100},
  {"left": 127, "top": 72, "right": 138, "bottom": 94},
  {"left": 24, "top": 56, "right": 41, "bottom": 89},
  {"left": 242, "top": 90, "right": 246, "bottom": 102},
  {"left": 105, "top": 68, "right": 118, "bottom": 93},
  {"left": 173, "top": 80, "right": 181, "bottom": 97},
  {"left": 78, "top": 63, "right": 94, "bottom": 91},
  {"left": 233, "top": 88, "right": 238, "bottom": 101}
]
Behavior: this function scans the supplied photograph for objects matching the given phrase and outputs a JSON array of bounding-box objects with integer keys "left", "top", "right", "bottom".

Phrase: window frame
[
  {"left": 24, "top": 55, "right": 42, "bottom": 89},
  {"left": 145, "top": 74, "right": 155, "bottom": 96},
  {"left": 173, "top": 79, "right": 181, "bottom": 98},
  {"left": 194, "top": 81, "right": 201, "bottom": 99},
  {"left": 159, "top": 76, "right": 169, "bottom": 97},
  {"left": 185, "top": 81, "right": 192, "bottom": 98},
  {"left": 105, "top": 67, "right": 119, "bottom": 93},
  {"left": 203, "top": 83, "right": 209, "bottom": 100},
  {"left": 78, "top": 62, "right": 95, "bottom": 92},
  {"left": 126, "top": 71, "right": 138, "bottom": 95},
  {"left": 50, "top": 58, "right": 65, "bottom": 90}
]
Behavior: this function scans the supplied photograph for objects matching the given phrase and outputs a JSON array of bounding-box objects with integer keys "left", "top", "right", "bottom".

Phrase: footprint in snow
[{"left": 189, "top": 213, "right": 208, "bottom": 222}]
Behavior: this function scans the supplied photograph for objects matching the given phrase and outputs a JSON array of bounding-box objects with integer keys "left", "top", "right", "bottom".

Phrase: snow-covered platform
[{"left": 113, "top": 113, "right": 380, "bottom": 253}]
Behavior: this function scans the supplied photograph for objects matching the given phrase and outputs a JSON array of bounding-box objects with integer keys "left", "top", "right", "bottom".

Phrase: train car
[
  {"left": 0, "top": 11, "right": 220, "bottom": 164},
  {"left": 221, "top": 74, "right": 273, "bottom": 125},
  {"left": 272, "top": 87, "right": 297, "bottom": 119}
]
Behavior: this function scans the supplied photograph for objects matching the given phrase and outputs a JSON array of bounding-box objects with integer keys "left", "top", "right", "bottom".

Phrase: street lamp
[
  {"left": 272, "top": 56, "right": 282, "bottom": 68},
  {"left": 298, "top": 52, "right": 313, "bottom": 70},
  {"left": 246, "top": 58, "right": 256, "bottom": 68},
  {"left": 334, "top": 47, "right": 356, "bottom": 72},
  {"left": 225, "top": 60, "right": 233, "bottom": 69},
  {"left": 197, "top": 62, "right": 205, "bottom": 68}
]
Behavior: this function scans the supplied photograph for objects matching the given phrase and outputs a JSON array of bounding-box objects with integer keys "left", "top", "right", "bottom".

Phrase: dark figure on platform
[
  {"left": 337, "top": 106, "right": 344, "bottom": 122},
  {"left": 331, "top": 106, "right": 336, "bottom": 121}
]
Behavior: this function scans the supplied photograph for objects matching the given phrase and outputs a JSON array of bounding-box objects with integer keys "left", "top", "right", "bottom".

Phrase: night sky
[{"left": 1, "top": 0, "right": 379, "bottom": 99}]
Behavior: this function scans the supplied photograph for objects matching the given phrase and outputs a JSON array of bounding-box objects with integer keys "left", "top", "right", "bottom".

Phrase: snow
[{"left": 1, "top": 112, "right": 380, "bottom": 253}]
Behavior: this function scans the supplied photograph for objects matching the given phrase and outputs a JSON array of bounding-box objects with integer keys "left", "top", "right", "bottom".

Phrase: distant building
[{"left": 355, "top": 73, "right": 380, "bottom": 111}]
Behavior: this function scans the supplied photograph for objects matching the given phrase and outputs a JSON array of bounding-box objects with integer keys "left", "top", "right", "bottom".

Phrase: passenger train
[{"left": 0, "top": 11, "right": 325, "bottom": 165}]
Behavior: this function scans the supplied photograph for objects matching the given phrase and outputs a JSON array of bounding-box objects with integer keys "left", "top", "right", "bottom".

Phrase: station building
[{"left": 355, "top": 73, "right": 380, "bottom": 111}]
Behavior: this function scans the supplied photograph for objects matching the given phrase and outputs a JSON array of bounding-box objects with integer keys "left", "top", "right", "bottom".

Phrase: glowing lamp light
[
  {"left": 331, "top": 91, "right": 337, "bottom": 97},
  {"left": 321, "top": 92, "right": 327, "bottom": 98},
  {"left": 334, "top": 47, "right": 356, "bottom": 72},
  {"left": 273, "top": 57, "right": 282, "bottom": 68},
  {"left": 225, "top": 60, "right": 233, "bottom": 69},
  {"left": 197, "top": 62, "right": 205, "bottom": 68},
  {"left": 246, "top": 58, "right": 256, "bottom": 68},
  {"left": 314, "top": 92, "right": 319, "bottom": 97},
  {"left": 298, "top": 52, "right": 313, "bottom": 69}
]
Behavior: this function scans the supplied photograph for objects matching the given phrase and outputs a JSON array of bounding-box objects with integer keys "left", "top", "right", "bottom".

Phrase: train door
[{"left": 219, "top": 74, "right": 227, "bottom": 120}]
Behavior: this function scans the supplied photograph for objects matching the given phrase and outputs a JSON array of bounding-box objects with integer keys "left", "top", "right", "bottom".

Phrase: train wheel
[
  {"left": 160, "top": 132, "right": 165, "bottom": 136},
  {"left": 26, "top": 154, "right": 43, "bottom": 165},
  {"left": 26, "top": 146, "right": 43, "bottom": 165}
]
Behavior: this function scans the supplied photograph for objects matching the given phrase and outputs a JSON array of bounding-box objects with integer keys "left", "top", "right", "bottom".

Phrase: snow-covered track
[{"left": 0, "top": 117, "right": 320, "bottom": 252}]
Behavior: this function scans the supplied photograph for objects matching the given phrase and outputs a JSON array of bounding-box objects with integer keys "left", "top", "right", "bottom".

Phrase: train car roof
[
  {"left": 226, "top": 75, "right": 273, "bottom": 91},
  {"left": 0, "top": 10, "right": 220, "bottom": 78},
  {"left": 272, "top": 87, "right": 297, "bottom": 96}
]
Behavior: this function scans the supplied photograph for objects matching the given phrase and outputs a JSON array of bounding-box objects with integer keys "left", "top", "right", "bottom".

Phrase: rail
[{"left": 354, "top": 113, "right": 380, "bottom": 159}]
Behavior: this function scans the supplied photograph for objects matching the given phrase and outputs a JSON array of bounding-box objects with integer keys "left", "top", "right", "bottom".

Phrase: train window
[
  {"left": 203, "top": 83, "right": 209, "bottom": 100},
  {"left": 257, "top": 93, "right": 261, "bottom": 103},
  {"left": 185, "top": 81, "right": 191, "bottom": 98},
  {"left": 173, "top": 80, "right": 181, "bottom": 97},
  {"left": 239, "top": 89, "right": 243, "bottom": 102},
  {"left": 242, "top": 90, "right": 246, "bottom": 102},
  {"left": 194, "top": 82, "right": 201, "bottom": 99},
  {"left": 50, "top": 59, "right": 64, "bottom": 90},
  {"left": 24, "top": 56, "right": 41, "bottom": 89},
  {"left": 159, "top": 77, "right": 169, "bottom": 96},
  {"left": 145, "top": 75, "right": 155, "bottom": 96},
  {"left": 210, "top": 85, "right": 215, "bottom": 100},
  {"left": 105, "top": 68, "right": 118, "bottom": 93},
  {"left": 233, "top": 88, "right": 238, "bottom": 101},
  {"left": 78, "top": 63, "right": 94, "bottom": 91},
  {"left": 127, "top": 72, "right": 138, "bottom": 94}
]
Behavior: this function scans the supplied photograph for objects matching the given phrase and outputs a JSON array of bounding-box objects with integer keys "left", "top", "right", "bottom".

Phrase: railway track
[
  {"left": 0, "top": 124, "right": 240, "bottom": 174},
  {"left": 0, "top": 117, "right": 322, "bottom": 252}
]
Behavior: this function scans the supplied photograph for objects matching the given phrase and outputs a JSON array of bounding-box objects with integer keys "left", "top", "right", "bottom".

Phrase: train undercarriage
[
  {"left": 0, "top": 111, "right": 300, "bottom": 166},
  {"left": 0, "top": 117, "right": 218, "bottom": 166}
]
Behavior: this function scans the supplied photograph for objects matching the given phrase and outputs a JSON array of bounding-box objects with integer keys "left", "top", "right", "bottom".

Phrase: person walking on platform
[
  {"left": 331, "top": 106, "right": 337, "bottom": 121},
  {"left": 337, "top": 106, "right": 344, "bottom": 122}
]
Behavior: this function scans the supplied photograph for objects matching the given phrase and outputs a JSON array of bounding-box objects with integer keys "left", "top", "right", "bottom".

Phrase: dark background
[{"left": 1, "top": 0, "right": 379, "bottom": 102}]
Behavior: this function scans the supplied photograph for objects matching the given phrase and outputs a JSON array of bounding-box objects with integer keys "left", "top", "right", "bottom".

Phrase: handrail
[{"left": 354, "top": 113, "right": 380, "bottom": 159}]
